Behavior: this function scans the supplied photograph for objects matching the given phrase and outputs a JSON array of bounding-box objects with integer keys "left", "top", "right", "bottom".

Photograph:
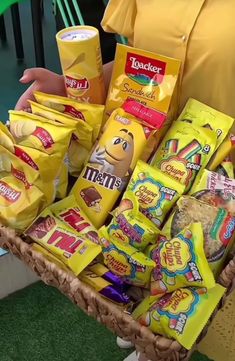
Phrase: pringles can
[{"left": 56, "top": 26, "right": 106, "bottom": 104}]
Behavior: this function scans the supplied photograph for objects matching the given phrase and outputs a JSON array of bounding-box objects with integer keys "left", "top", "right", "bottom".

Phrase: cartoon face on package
[
  {"left": 132, "top": 285, "right": 225, "bottom": 350},
  {"left": 8, "top": 111, "right": 73, "bottom": 158},
  {"left": 126, "top": 160, "right": 185, "bottom": 227},
  {"left": 100, "top": 227, "right": 156, "bottom": 288},
  {"left": 107, "top": 191, "right": 160, "bottom": 251},
  {"left": 190, "top": 169, "right": 235, "bottom": 214},
  {"left": 105, "top": 44, "right": 181, "bottom": 119},
  {"left": 25, "top": 209, "right": 101, "bottom": 275},
  {"left": 34, "top": 91, "right": 105, "bottom": 142},
  {"left": 151, "top": 121, "right": 217, "bottom": 191},
  {"left": 177, "top": 98, "right": 234, "bottom": 150},
  {"left": 71, "top": 103, "right": 160, "bottom": 228},
  {"left": 145, "top": 223, "right": 215, "bottom": 297},
  {"left": 49, "top": 195, "right": 100, "bottom": 244}
]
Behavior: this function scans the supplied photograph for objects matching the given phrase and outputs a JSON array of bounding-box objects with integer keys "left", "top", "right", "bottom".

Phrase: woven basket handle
[{"left": 218, "top": 255, "right": 235, "bottom": 295}]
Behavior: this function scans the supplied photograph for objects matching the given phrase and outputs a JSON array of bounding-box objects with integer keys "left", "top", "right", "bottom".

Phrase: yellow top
[{"left": 102, "top": 0, "right": 235, "bottom": 133}]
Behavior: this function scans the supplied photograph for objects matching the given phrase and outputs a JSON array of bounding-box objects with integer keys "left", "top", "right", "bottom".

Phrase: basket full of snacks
[{"left": 0, "top": 26, "right": 235, "bottom": 361}]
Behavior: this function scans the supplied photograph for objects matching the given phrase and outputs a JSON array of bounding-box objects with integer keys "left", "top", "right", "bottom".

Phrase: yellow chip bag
[
  {"left": 151, "top": 121, "right": 217, "bottom": 191},
  {"left": 34, "top": 91, "right": 104, "bottom": 142},
  {"left": 71, "top": 101, "right": 166, "bottom": 228},
  {"left": 208, "top": 134, "right": 235, "bottom": 171},
  {"left": 105, "top": 44, "right": 181, "bottom": 119},
  {"left": 126, "top": 160, "right": 185, "bottom": 227},
  {"left": 0, "top": 122, "right": 15, "bottom": 152},
  {"left": 25, "top": 208, "right": 101, "bottom": 276},
  {"left": 132, "top": 285, "right": 225, "bottom": 350},
  {"left": 31, "top": 243, "right": 68, "bottom": 270},
  {"left": 177, "top": 98, "right": 234, "bottom": 150},
  {"left": 99, "top": 227, "right": 156, "bottom": 288},
  {"left": 216, "top": 155, "right": 234, "bottom": 179},
  {"left": 67, "top": 138, "right": 90, "bottom": 176},
  {"left": 145, "top": 223, "right": 215, "bottom": 297}
]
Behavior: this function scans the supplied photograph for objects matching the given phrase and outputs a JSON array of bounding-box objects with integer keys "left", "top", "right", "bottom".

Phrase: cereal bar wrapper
[
  {"left": 105, "top": 44, "right": 181, "bottom": 119},
  {"left": 71, "top": 101, "right": 165, "bottom": 228},
  {"left": 162, "top": 196, "right": 235, "bottom": 277},
  {"left": 208, "top": 134, "right": 235, "bottom": 171},
  {"left": 132, "top": 285, "right": 226, "bottom": 350},
  {"left": 126, "top": 160, "right": 185, "bottom": 227},
  {"left": 146, "top": 223, "right": 215, "bottom": 297},
  {"left": 190, "top": 169, "right": 235, "bottom": 214},
  {"left": 100, "top": 227, "right": 156, "bottom": 288},
  {"left": 107, "top": 191, "right": 160, "bottom": 251},
  {"left": 79, "top": 269, "right": 130, "bottom": 305},
  {"left": 88, "top": 262, "right": 127, "bottom": 291},
  {"left": 151, "top": 121, "right": 217, "bottom": 192},
  {"left": 216, "top": 156, "right": 234, "bottom": 179},
  {"left": 177, "top": 98, "right": 234, "bottom": 150},
  {"left": 25, "top": 208, "right": 101, "bottom": 276},
  {"left": 34, "top": 91, "right": 105, "bottom": 142},
  {"left": 49, "top": 195, "right": 100, "bottom": 244}
]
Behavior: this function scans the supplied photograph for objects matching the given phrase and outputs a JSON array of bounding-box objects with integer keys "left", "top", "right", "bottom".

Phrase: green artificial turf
[{"left": 0, "top": 282, "right": 211, "bottom": 361}]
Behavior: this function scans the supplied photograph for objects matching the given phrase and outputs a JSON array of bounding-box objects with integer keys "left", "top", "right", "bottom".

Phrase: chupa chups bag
[
  {"left": 34, "top": 91, "right": 105, "bottom": 142},
  {"left": 162, "top": 196, "right": 235, "bottom": 276},
  {"left": 71, "top": 100, "right": 166, "bottom": 228},
  {"left": 216, "top": 155, "right": 234, "bottom": 179},
  {"left": 177, "top": 98, "right": 234, "bottom": 150},
  {"left": 105, "top": 44, "right": 181, "bottom": 119},
  {"left": 125, "top": 160, "right": 185, "bottom": 227},
  {"left": 25, "top": 208, "right": 101, "bottom": 276},
  {"left": 132, "top": 285, "right": 226, "bottom": 350},
  {"left": 208, "top": 134, "right": 235, "bottom": 171},
  {"left": 151, "top": 121, "right": 217, "bottom": 192},
  {"left": 145, "top": 223, "right": 215, "bottom": 297},
  {"left": 190, "top": 169, "right": 235, "bottom": 214}
]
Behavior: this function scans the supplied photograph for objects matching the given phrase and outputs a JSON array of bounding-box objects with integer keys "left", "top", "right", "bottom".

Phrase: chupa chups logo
[
  {"left": 125, "top": 52, "right": 166, "bottom": 86},
  {"left": 65, "top": 75, "right": 89, "bottom": 91},
  {"left": 0, "top": 180, "right": 21, "bottom": 203}
]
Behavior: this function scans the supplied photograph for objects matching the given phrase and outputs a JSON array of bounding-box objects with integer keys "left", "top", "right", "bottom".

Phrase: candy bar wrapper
[
  {"left": 99, "top": 227, "right": 155, "bottom": 288},
  {"left": 132, "top": 285, "right": 226, "bottom": 350},
  {"left": 177, "top": 98, "right": 234, "bottom": 150},
  {"left": 34, "top": 91, "right": 105, "bottom": 142},
  {"left": 151, "top": 121, "right": 217, "bottom": 192},
  {"left": 216, "top": 155, "right": 234, "bottom": 179},
  {"left": 145, "top": 223, "right": 215, "bottom": 297},
  {"left": 126, "top": 160, "right": 185, "bottom": 227},
  {"left": 208, "top": 134, "right": 235, "bottom": 171},
  {"left": 31, "top": 243, "right": 69, "bottom": 271},
  {"left": 79, "top": 269, "right": 130, "bottom": 305},
  {"left": 88, "top": 262, "right": 127, "bottom": 291},
  {"left": 49, "top": 195, "right": 100, "bottom": 244},
  {"left": 162, "top": 196, "right": 235, "bottom": 277},
  {"left": 71, "top": 100, "right": 166, "bottom": 228},
  {"left": 25, "top": 208, "right": 101, "bottom": 276},
  {"left": 107, "top": 191, "right": 160, "bottom": 251},
  {"left": 190, "top": 169, "right": 235, "bottom": 214}
]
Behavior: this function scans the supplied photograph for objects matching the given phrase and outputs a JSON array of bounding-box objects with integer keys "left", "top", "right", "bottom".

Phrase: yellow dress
[{"left": 102, "top": 1, "right": 235, "bottom": 360}]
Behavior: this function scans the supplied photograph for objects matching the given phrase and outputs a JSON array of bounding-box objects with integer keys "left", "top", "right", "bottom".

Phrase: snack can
[{"left": 56, "top": 26, "right": 106, "bottom": 104}]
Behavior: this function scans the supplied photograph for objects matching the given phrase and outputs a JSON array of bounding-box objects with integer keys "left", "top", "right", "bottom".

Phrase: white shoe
[
  {"left": 116, "top": 336, "right": 134, "bottom": 349},
  {"left": 123, "top": 351, "right": 140, "bottom": 361}
]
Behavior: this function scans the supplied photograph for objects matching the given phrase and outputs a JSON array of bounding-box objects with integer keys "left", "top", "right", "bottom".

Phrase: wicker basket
[{"left": 1, "top": 225, "right": 235, "bottom": 361}]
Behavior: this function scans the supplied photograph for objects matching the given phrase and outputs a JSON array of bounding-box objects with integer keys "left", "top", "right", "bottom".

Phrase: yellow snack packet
[
  {"left": 126, "top": 160, "right": 185, "bottom": 227},
  {"left": 54, "top": 160, "right": 68, "bottom": 199},
  {"left": 31, "top": 243, "right": 68, "bottom": 270},
  {"left": 99, "top": 227, "right": 156, "bottom": 288},
  {"left": 177, "top": 98, "right": 234, "bottom": 150},
  {"left": 190, "top": 169, "right": 235, "bottom": 214},
  {"left": 67, "top": 139, "right": 90, "bottom": 176},
  {"left": 34, "top": 91, "right": 104, "bottom": 142},
  {"left": 71, "top": 101, "right": 165, "bottom": 228},
  {"left": 0, "top": 122, "right": 15, "bottom": 151},
  {"left": 107, "top": 191, "right": 160, "bottom": 251},
  {"left": 49, "top": 195, "right": 100, "bottom": 244},
  {"left": 145, "top": 223, "right": 215, "bottom": 297},
  {"left": 151, "top": 121, "right": 217, "bottom": 192},
  {"left": 208, "top": 134, "right": 235, "bottom": 171},
  {"left": 105, "top": 44, "right": 181, "bottom": 119},
  {"left": 216, "top": 155, "right": 234, "bottom": 179},
  {"left": 132, "top": 285, "right": 226, "bottom": 350},
  {"left": 25, "top": 208, "right": 101, "bottom": 276},
  {"left": 29, "top": 100, "right": 93, "bottom": 150}
]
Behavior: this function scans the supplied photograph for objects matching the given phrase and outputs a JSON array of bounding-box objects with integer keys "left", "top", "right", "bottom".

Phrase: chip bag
[
  {"left": 151, "top": 121, "right": 217, "bottom": 191},
  {"left": 126, "top": 160, "right": 185, "bottom": 227},
  {"left": 25, "top": 208, "right": 101, "bottom": 276},
  {"left": 100, "top": 227, "right": 156, "bottom": 288},
  {"left": 145, "top": 223, "right": 215, "bottom": 296},
  {"left": 177, "top": 98, "right": 234, "bottom": 150},
  {"left": 71, "top": 101, "right": 166, "bottom": 228},
  {"left": 190, "top": 169, "right": 235, "bottom": 214},
  {"left": 132, "top": 285, "right": 225, "bottom": 350}
]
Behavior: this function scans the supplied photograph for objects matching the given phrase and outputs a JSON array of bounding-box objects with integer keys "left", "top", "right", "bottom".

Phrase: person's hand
[{"left": 15, "top": 68, "right": 66, "bottom": 111}]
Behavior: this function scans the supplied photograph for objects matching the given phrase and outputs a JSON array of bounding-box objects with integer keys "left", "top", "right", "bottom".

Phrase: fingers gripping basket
[{"left": 1, "top": 225, "right": 235, "bottom": 361}]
